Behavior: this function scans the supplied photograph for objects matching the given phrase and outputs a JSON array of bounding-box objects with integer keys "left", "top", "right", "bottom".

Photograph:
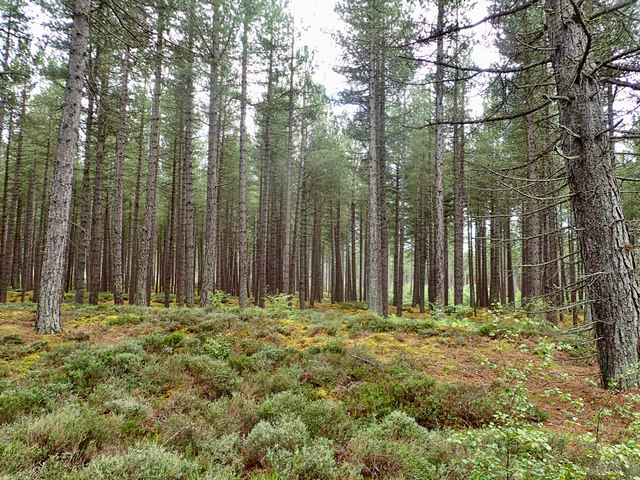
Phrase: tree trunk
[
  {"left": 238, "top": 4, "right": 249, "bottom": 308},
  {"left": 135, "top": 11, "right": 164, "bottom": 307},
  {"left": 88, "top": 77, "right": 108, "bottom": 305},
  {"left": 36, "top": 0, "right": 91, "bottom": 333},
  {"left": 112, "top": 46, "right": 129, "bottom": 305},
  {"left": 433, "top": 0, "right": 446, "bottom": 305},
  {"left": 0, "top": 87, "right": 26, "bottom": 302},
  {"left": 546, "top": 0, "right": 640, "bottom": 390}
]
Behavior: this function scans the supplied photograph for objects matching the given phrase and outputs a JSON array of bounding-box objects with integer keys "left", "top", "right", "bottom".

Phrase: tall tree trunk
[
  {"left": 238, "top": 4, "right": 249, "bottom": 308},
  {"left": 135, "top": 11, "right": 164, "bottom": 307},
  {"left": 0, "top": 87, "right": 26, "bottom": 302},
  {"left": 183, "top": 44, "right": 196, "bottom": 308},
  {"left": 33, "top": 132, "right": 52, "bottom": 303},
  {"left": 112, "top": 46, "right": 129, "bottom": 305},
  {"left": 283, "top": 25, "right": 295, "bottom": 295},
  {"left": 74, "top": 74, "right": 94, "bottom": 304},
  {"left": 88, "top": 77, "right": 108, "bottom": 305},
  {"left": 453, "top": 74, "right": 465, "bottom": 306},
  {"left": 201, "top": 5, "right": 221, "bottom": 307},
  {"left": 546, "top": 0, "right": 640, "bottom": 389},
  {"left": 21, "top": 165, "right": 36, "bottom": 300},
  {"left": 36, "top": 0, "right": 91, "bottom": 333},
  {"left": 367, "top": 0, "right": 385, "bottom": 317},
  {"left": 433, "top": 0, "right": 446, "bottom": 305},
  {"left": 128, "top": 101, "right": 145, "bottom": 304}
]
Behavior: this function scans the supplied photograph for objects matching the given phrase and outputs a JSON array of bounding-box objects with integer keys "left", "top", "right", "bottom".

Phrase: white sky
[{"left": 289, "top": 0, "right": 499, "bottom": 116}]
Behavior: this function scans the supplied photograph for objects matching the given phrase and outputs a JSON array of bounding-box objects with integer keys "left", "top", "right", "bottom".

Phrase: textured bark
[
  {"left": 0, "top": 110, "right": 12, "bottom": 283},
  {"left": 546, "top": 0, "right": 640, "bottom": 390},
  {"left": 201, "top": 4, "right": 221, "bottom": 307},
  {"left": 128, "top": 106, "right": 145, "bottom": 304},
  {"left": 74, "top": 80, "right": 94, "bottom": 304},
  {"left": 33, "top": 132, "right": 52, "bottom": 303},
  {"left": 521, "top": 71, "right": 541, "bottom": 306},
  {"left": 21, "top": 166, "right": 36, "bottom": 300},
  {"left": 0, "top": 87, "right": 26, "bottom": 302},
  {"left": 88, "top": 77, "right": 108, "bottom": 305},
  {"left": 36, "top": 0, "right": 91, "bottom": 333},
  {"left": 433, "top": 0, "right": 446, "bottom": 305},
  {"left": 112, "top": 47, "right": 129, "bottom": 305},
  {"left": 366, "top": 0, "right": 385, "bottom": 317},
  {"left": 283, "top": 26, "right": 295, "bottom": 295},
  {"left": 453, "top": 76, "right": 465, "bottom": 306},
  {"left": 183, "top": 47, "right": 196, "bottom": 308},
  {"left": 238, "top": 6, "right": 249, "bottom": 308},
  {"left": 135, "top": 11, "right": 164, "bottom": 307}
]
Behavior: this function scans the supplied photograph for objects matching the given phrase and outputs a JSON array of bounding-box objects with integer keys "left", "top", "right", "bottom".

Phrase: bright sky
[{"left": 289, "top": 0, "right": 498, "bottom": 116}]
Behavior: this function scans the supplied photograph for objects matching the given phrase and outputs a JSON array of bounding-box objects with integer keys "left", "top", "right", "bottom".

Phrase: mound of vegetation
[{"left": 0, "top": 302, "right": 638, "bottom": 479}]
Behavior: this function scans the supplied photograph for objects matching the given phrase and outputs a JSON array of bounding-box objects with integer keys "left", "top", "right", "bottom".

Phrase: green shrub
[
  {"left": 73, "top": 443, "right": 201, "bottom": 480},
  {"left": 252, "top": 344, "right": 289, "bottom": 369},
  {"left": 172, "top": 354, "right": 238, "bottom": 395},
  {"left": 256, "top": 391, "right": 349, "bottom": 439},
  {"left": 107, "top": 315, "right": 144, "bottom": 326},
  {"left": 203, "top": 335, "right": 234, "bottom": 359},
  {"left": 25, "top": 404, "right": 117, "bottom": 464},
  {"left": 243, "top": 416, "right": 309, "bottom": 467},
  {"left": 346, "top": 373, "right": 498, "bottom": 428},
  {"left": 0, "top": 387, "right": 48, "bottom": 424},
  {"left": 265, "top": 437, "right": 337, "bottom": 480},
  {"left": 1, "top": 333, "right": 24, "bottom": 345},
  {"left": 199, "top": 433, "right": 242, "bottom": 472}
]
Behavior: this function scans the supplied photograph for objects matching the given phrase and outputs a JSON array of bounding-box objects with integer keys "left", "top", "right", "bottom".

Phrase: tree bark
[
  {"left": 135, "top": 10, "right": 164, "bottom": 307},
  {"left": 36, "top": 0, "right": 91, "bottom": 333},
  {"left": 238, "top": 3, "right": 249, "bottom": 308},
  {"left": 546, "top": 0, "right": 640, "bottom": 390},
  {"left": 112, "top": 46, "right": 129, "bottom": 305}
]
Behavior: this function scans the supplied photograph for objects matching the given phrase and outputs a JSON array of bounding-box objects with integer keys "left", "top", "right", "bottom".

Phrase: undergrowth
[{"left": 0, "top": 301, "right": 631, "bottom": 480}]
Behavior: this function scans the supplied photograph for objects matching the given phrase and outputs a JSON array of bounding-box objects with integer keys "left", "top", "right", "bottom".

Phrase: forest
[{"left": 1, "top": 0, "right": 640, "bottom": 478}]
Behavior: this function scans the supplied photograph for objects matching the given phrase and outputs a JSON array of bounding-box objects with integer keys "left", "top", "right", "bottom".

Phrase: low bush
[
  {"left": 25, "top": 404, "right": 118, "bottom": 464},
  {"left": 73, "top": 443, "right": 202, "bottom": 480}
]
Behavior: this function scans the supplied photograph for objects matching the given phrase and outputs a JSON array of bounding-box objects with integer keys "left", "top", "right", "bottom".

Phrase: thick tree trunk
[
  {"left": 546, "top": 0, "right": 640, "bottom": 390},
  {"left": 36, "top": 0, "right": 91, "bottom": 333}
]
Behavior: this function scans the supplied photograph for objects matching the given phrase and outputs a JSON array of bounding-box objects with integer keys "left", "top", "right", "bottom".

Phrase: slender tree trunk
[
  {"left": 112, "top": 46, "right": 129, "bottom": 305},
  {"left": 21, "top": 165, "right": 36, "bottom": 300},
  {"left": 433, "top": 0, "right": 446, "bottom": 305},
  {"left": 88, "top": 77, "right": 108, "bottom": 305},
  {"left": 453, "top": 75, "right": 465, "bottom": 305},
  {"left": 0, "top": 87, "right": 26, "bottom": 302},
  {"left": 183, "top": 44, "right": 196, "bottom": 308},
  {"left": 283, "top": 25, "right": 295, "bottom": 294},
  {"left": 128, "top": 101, "right": 145, "bottom": 304},
  {"left": 135, "top": 11, "right": 164, "bottom": 307},
  {"left": 201, "top": 5, "right": 221, "bottom": 307},
  {"left": 238, "top": 5, "right": 249, "bottom": 308},
  {"left": 36, "top": 0, "right": 91, "bottom": 333}
]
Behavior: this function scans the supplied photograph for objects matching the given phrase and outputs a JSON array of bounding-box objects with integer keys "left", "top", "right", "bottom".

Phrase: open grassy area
[{"left": 1, "top": 296, "right": 640, "bottom": 479}]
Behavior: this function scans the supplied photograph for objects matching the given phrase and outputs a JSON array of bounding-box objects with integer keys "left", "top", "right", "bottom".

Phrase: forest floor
[{"left": 1, "top": 291, "right": 640, "bottom": 479}]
